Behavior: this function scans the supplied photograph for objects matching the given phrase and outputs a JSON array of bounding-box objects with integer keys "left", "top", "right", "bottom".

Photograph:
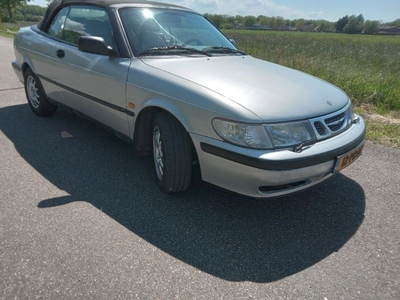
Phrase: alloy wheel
[
  {"left": 153, "top": 126, "right": 164, "bottom": 181},
  {"left": 26, "top": 76, "right": 40, "bottom": 109}
]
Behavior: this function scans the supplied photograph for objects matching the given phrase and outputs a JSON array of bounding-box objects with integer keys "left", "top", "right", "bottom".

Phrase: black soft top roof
[{"left": 38, "top": 0, "right": 190, "bottom": 31}]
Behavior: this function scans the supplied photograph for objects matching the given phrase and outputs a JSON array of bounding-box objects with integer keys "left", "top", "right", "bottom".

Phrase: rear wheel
[
  {"left": 24, "top": 68, "right": 57, "bottom": 116},
  {"left": 152, "top": 111, "right": 192, "bottom": 193}
]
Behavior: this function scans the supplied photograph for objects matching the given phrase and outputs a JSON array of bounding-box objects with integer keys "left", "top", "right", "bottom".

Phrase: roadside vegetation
[
  {"left": 225, "top": 30, "right": 400, "bottom": 147},
  {"left": 0, "top": 3, "right": 46, "bottom": 23},
  {"left": 206, "top": 13, "right": 400, "bottom": 35},
  {"left": 0, "top": 21, "right": 34, "bottom": 36}
]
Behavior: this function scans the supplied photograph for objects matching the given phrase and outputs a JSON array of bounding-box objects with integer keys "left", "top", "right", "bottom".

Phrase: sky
[{"left": 31, "top": 0, "right": 400, "bottom": 23}]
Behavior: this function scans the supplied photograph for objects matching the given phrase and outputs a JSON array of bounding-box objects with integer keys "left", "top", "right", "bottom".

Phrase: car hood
[{"left": 141, "top": 55, "right": 349, "bottom": 122}]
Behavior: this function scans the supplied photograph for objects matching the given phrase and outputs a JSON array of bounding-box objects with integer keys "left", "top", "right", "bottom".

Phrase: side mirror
[
  {"left": 77, "top": 36, "right": 117, "bottom": 57},
  {"left": 229, "top": 39, "right": 236, "bottom": 46}
]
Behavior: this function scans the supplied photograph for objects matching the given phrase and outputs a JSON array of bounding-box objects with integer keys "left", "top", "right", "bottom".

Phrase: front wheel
[
  {"left": 152, "top": 112, "right": 192, "bottom": 193},
  {"left": 24, "top": 68, "right": 57, "bottom": 116}
]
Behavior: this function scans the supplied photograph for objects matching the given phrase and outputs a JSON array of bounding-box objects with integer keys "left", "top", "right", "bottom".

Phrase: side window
[
  {"left": 58, "top": 6, "right": 114, "bottom": 46},
  {"left": 47, "top": 7, "right": 69, "bottom": 39}
]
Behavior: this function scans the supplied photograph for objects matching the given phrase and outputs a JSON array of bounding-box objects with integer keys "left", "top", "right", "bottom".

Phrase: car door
[{"left": 45, "top": 5, "right": 131, "bottom": 137}]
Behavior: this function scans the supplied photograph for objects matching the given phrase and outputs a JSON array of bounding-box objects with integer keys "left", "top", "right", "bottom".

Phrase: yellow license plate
[{"left": 334, "top": 141, "right": 365, "bottom": 173}]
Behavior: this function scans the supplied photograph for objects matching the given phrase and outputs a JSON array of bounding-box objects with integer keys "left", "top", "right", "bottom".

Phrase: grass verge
[
  {"left": 0, "top": 24, "right": 18, "bottom": 37},
  {"left": 0, "top": 22, "right": 37, "bottom": 37}
]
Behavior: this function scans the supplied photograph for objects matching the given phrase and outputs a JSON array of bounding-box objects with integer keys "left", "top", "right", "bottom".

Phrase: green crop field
[{"left": 225, "top": 30, "right": 400, "bottom": 146}]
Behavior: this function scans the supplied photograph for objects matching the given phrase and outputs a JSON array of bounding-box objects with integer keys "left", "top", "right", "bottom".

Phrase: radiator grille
[{"left": 309, "top": 104, "right": 351, "bottom": 140}]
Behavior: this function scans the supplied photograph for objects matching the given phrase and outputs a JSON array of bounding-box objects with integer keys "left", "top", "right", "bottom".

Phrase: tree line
[
  {"left": 2, "top": 4, "right": 46, "bottom": 22},
  {"left": 1, "top": 0, "right": 47, "bottom": 23},
  {"left": 205, "top": 13, "right": 400, "bottom": 34}
]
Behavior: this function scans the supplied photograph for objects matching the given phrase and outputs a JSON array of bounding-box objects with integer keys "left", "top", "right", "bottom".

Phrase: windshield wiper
[
  {"left": 138, "top": 46, "right": 211, "bottom": 57},
  {"left": 203, "top": 47, "right": 246, "bottom": 55}
]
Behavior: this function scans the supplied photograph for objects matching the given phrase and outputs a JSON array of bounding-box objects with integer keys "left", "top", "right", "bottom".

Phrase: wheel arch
[
  {"left": 20, "top": 56, "right": 36, "bottom": 75},
  {"left": 133, "top": 102, "right": 196, "bottom": 158},
  {"left": 21, "top": 61, "right": 32, "bottom": 75}
]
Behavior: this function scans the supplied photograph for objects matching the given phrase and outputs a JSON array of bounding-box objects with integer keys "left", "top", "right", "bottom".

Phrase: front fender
[
  {"left": 127, "top": 60, "right": 261, "bottom": 139},
  {"left": 139, "top": 96, "right": 199, "bottom": 134}
]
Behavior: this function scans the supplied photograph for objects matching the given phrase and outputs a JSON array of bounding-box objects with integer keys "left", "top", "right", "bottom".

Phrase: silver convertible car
[{"left": 12, "top": 0, "right": 365, "bottom": 198}]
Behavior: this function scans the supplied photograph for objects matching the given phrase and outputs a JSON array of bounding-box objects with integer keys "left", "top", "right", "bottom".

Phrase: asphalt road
[{"left": 0, "top": 34, "right": 399, "bottom": 299}]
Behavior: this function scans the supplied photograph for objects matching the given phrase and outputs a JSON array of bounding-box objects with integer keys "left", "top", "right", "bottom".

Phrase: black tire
[
  {"left": 24, "top": 68, "right": 57, "bottom": 116},
  {"left": 152, "top": 111, "right": 192, "bottom": 193}
]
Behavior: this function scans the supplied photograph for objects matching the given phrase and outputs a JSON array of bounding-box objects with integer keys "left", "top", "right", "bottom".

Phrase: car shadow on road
[{"left": 0, "top": 104, "right": 366, "bottom": 283}]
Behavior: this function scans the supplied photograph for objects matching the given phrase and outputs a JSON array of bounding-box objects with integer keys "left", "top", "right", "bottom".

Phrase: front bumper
[{"left": 192, "top": 115, "right": 366, "bottom": 198}]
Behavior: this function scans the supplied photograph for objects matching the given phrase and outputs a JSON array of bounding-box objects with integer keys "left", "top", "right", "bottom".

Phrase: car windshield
[{"left": 119, "top": 7, "right": 243, "bottom": 57}]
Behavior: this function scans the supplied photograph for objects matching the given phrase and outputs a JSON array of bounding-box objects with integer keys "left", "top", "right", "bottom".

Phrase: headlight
[
  {"left": 212, "top": 118, "right": 315, "bottom": 150},
  {"left": 212, "top": 119, "right": 273, "bottom": 149},
  {"left": 347, "top": 102, "right": 360, "bottom": 124},
  {"left": 265, "top": 121, "right": 315, "bottom": 148}
]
